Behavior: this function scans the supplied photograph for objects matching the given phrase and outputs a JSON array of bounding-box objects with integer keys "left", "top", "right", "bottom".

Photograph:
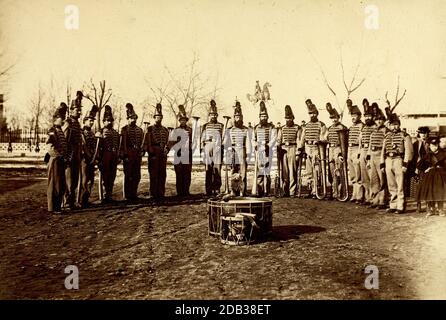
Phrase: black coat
[{"left": 408, "top": 139, "right": 429, "bottom": 176}]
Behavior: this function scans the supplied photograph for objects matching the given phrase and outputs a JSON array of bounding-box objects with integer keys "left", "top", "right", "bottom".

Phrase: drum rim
[{"left": 208, "top": 197, "right": 273, "bottom": 205}]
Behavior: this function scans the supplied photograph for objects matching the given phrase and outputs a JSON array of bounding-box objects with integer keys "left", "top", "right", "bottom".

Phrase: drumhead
[{"left": 208, "top": 197, "right": 273, "bottom": 205}]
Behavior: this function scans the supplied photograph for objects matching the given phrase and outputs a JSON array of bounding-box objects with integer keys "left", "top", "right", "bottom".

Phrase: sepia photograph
[{"left": 0, "top": 0, "right": 445, "bottom": 305}]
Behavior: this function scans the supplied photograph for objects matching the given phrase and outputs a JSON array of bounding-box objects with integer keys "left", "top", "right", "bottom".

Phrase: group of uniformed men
[{"left": 46, "top": 90, "right": 416, "bottom": 215}]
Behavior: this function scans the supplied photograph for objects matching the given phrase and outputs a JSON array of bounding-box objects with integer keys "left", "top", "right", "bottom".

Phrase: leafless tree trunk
[
  {"left": 83, "top": 79, "right": 113, "bottom": 131},
  {"left": 28, "top": 83, "right": 47, "bottom": 146},
  {"left": 308, "top": 46, "right": 367, "bottom": 120},
  {"left": 385, "top": 76, "right": 407, "bottom": 113}
]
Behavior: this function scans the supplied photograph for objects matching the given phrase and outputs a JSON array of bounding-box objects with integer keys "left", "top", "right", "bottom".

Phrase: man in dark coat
[
  {"left": 145, "top": 103, "right": 170, "bottom": 200},
  {"left": 46, "top": 103, "right": 69, "bottom": 213},
  {"left": 170, "top": 105, "right": 193, "bottom": 196},
  {"left": 120, "top": 103, "right": 144, "bottom": 201},
  {"left": 98, "top": 105, "right": 120, "bottom": 203},
  {"left": 79, "top": 105, "right": 98, "bottom": 208},
  {"left": 63, "top": 90, "right": 83, "bottom": 210}
]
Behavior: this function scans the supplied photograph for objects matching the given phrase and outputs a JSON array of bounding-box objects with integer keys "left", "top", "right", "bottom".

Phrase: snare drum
[
  {"left": 220, "top": 214, "right": 254, "bottom": 246},
  {"left": 207, "top": 197, "right": 273, "bottom": 239}
]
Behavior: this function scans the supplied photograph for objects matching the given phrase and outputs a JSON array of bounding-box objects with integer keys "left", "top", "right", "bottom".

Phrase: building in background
[{"left": 400, "top": 111, "right": 446, "bottom": 137}]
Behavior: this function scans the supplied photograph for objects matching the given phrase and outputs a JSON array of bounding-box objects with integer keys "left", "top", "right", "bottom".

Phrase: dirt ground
[{"left": 0, "top": 166, "right": 445, "bottom": 300}]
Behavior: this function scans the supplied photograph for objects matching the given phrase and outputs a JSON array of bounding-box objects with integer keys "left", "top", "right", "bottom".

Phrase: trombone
[{"left": 314, "top": 140, "right": 329, "bottom": 200}]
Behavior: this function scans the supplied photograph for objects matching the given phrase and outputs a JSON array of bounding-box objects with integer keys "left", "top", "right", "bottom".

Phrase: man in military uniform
[
  {"left": 98, "top": 105, "right": 120, "bottom": 203},
  {"left": 120, "top": 103, "right": 144, "bottom": 202},
  {"left": 146, "top": 103, "right": 170, "bottom": 200},
  {"left": 78, "top": 105, "right": 98, "bottom": 208},
  {"left": 325, "top": 103, "right": 347, "bottom": 200},
  {"left": 346, "top": 100, "right": 364, "bottom": 204},
  {"left": 298, "top": 99, "right": 327, "bottom": 198},
  {"left": 46, "top": 103, "right": 69, "bottom": 214},
  {"left": 201, "top": 100, "right": 224, "bottom": 196},
  {"left": 63, "top": 90, "right": 83, "bottom": 210},
  {"left": 367, "top": 105, "right": 388, "bottom": 210},
  {"left": 357, "top": 99, "right": 377, "bottom": 205},
  {"left": 380, "top": 113, "right": 413, "bottom": 214},
  {"left": 253, "top": 101, "right": 276, "bottom": 197},
  {"left": 224, "top": 102, "right": 251, "bottom": 196},
  {"left": 169, "top": 105, "right": 193, "bottom": 197},
  {"left": 278, "top": 105, "right": 300, "bottom": 197}
]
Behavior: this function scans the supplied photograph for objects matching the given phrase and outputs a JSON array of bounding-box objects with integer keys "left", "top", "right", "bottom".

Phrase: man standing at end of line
[
  {"left": 46, "top": 103, "right": 69, "bottom": 214},
  {"left": 380, "top": 112, "right": 413, "bottom": 214}
]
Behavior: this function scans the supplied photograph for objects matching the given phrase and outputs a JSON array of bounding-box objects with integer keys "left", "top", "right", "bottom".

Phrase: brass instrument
[
  {"left": 222, "top": 116, "right": 231, "bottom": 194},
  {"left": 335, "top": 129, "right": 350, "bottom": 202},
  {"left": 251, "top": 146, "right": 259, "bottom": 196},
  {"left": 296, "top": 149, "right": 306, "bottom": 198},
  {"left": 314, "top": 140, "right": 329, "bottom": 200}
]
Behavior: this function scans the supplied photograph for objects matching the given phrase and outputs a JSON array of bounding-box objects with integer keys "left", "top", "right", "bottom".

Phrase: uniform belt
[
  {"left": 362, "top": 143, "right": 369, "bottom": 148},
  {"left": 329, "top": 143, "right": 340, "bottom": 147},
  {"left": 282, "top": 142, "right": 297, "bottom": 146},
  {"left": 106, "top": 147, "right": 117, "bottom": 152},
  {"left": 305, "top": 140, "right": 317, "bottom": 145},
  {"left": 386, "top": 152, "right": 402, "bottom": 158},
  {"left": 371, "top": 146, "right": 382, "bottom": 151},
  {"left": 232, "top": 144, "right": 245, "bottom": 147},
  {"left": 128, "top": 144, "right": 140, "bottom": 149},
  {"left": 349, "top": 143, "right": 359, "bottom": 147}
]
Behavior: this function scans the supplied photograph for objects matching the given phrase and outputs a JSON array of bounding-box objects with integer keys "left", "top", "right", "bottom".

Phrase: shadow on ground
[{"left": 270, "top": 224, "right": 326, "bottom": 241}]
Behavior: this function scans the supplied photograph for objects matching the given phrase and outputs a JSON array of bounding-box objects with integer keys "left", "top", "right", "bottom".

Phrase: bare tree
[
  {"left": 146, "top": 53, "right": 221, "bottom": 126},
  {"left": 0, "top": 27, "right": 16, "bottom": 93},
  {"left": 38, "top": 77, "right": 72, "bottom": 129},
  {"left": 308, "top": 46, "right": 367, "bottom": 120},
  {"left": 0, "top": 51, "right": 14, "bottom": 92},
  {"left": 27, "top": 83, "right": 48, "bottom": 150},
  {"left": 110, "top": 94, "right": 124, "bottom": 130},
  {"left": 83, "top": 79, "right": 113, "bottom": 130},
  {"left": 384, "top": 76, "right": 407, "bottom": 114},
  {"left": 9, "top": 113, "right": 20, "bottom": 131}
]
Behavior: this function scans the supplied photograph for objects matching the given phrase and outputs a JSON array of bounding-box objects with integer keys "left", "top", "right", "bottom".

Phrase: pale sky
[{"left": 1, "top": 0, "right": 445, "bottom": 128}]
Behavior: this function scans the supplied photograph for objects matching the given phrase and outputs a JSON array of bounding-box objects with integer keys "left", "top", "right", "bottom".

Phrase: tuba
[
  {"left": 314, "top": 140, "right": 329, "bottom": 200},
  {"left": 335, "top": 128, "right": 350, "bottom": 202}
]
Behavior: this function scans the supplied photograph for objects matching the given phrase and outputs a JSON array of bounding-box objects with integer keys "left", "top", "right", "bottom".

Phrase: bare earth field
[{"left": 0, "top": 167, "right": 445, "bottom": 300}]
